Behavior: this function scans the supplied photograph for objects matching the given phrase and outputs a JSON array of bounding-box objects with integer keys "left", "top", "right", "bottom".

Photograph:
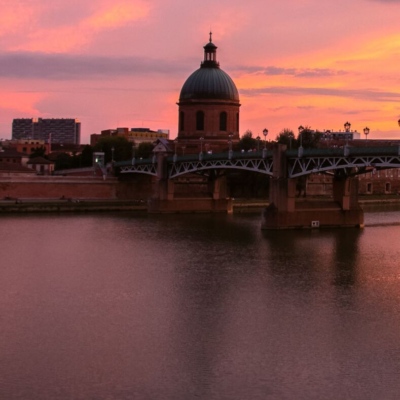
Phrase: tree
[
  {"left": 29, "top": 146, "right": 47, "bottom": 159},
  {"left": 298, "top": 126, "right": 322, "bottom": 148},
  {"left": 276, "top": 129, "right": 296, "bottom": 148},
  {"left": 54, "top": 153, "right": 73, "bottom": 170},
  {"left": 93, "top": 136, "right": 133, "bottom": 163},
  {"left": 238, "top": 130, "right": 258, "bottom": 151},
  {"left": 80, "top": 145, "right": 93, "bottom": 167},
  {"left": 135, "top": 142, "right": 154, "bottom": 159}
]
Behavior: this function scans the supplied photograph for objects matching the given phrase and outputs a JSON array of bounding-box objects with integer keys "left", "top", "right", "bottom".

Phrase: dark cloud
[
  {"left": 0, "top": 52, "right": 188, "bottom": 80},
  {"left": 233, "top": 65, "right": 347, "bottom": 78},
  {"left": 241, "top": 86, "right": 400, "bottom": 102}
]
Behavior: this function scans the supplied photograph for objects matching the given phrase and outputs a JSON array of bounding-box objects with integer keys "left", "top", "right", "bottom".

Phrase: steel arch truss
[
  {"left": 119, "top": 163, "right": 157, "bottom": 176},
  {"left": 169, "top": 157, "right": 273, "bottom": 178},
  {"left": 288, "top": 154, "right": 400, "bottom": 178}
]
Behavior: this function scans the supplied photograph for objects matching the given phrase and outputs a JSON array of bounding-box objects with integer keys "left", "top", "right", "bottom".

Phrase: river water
[{"left": 1, "top": 205, "right": 400, "bottom": 400}]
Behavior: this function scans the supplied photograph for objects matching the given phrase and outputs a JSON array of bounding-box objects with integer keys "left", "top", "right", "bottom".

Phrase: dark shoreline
[{"left": 0, "top": 195, "right": 399, "bottom": 214}]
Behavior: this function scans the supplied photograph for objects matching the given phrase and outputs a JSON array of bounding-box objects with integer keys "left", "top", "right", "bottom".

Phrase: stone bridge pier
[
  {"left": 261, "top": 144, "right": 364, "bottom": 229},
  {"left": 147, "top": 151, "right": 232, "bottom": 213}
]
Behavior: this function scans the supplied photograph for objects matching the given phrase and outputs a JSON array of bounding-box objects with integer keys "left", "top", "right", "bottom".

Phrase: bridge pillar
[
  {"left": 261, "top": 144, "right": 364, "bottom": 229},
  {"left": 148, "top": 150, "right": 232, "bottom": 213},
  {"left": 208, "top": 175, "right": 227, "bottom": 200},
  {"left": 333, "top": 176, "right": 358, "bottom": 211},
  {"left": 268, "top": 144, "right": 296, "bottom": 212}
]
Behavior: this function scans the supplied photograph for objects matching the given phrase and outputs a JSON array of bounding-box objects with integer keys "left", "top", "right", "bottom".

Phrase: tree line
[
  {"left": 29, "top": 137, "right": 154, "bottom": 171},
  {"left": 30, "top": 127, "right": 321, "bottom": 171},
  {"left": 237, "top": 127, "right": 322, "bottom": 151}
]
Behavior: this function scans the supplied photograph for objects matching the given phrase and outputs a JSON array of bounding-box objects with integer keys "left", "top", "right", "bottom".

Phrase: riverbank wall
[
  {"left": 0, "top": 175, "right": 399, "bottom": 214},
  {"left": 1, "top": 196, "right": 399, "bottom": 214}
]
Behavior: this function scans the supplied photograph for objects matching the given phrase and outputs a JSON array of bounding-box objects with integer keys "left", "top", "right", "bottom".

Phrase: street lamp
[
  {"left": 228, "top": 133, "right": 233, "bottom": 159},
  {"left": 363, "top": 127, "right": 370, "bottom": 140},
  {"left": 256, "top": 136, "right": 260, "bottom": 152},
  {"left": 131, "top": 144, "right": 135, "bottom": 165},
  {"left": 262, "top": 129, "right": 268, "bottom": 148},
  {"left": 344, "top": 121, "right": 352, "bottom": 144},
  {"left": 173, "top": 139, "right": 178, "bottom": 162},
  {"left": 199, "top": 137, "right": 204, "bottom": 160},
  {"left": 262, "top": 129, "right": 268, "bottom": 158},
  {"left": 48, "top": 132, "right": 52, "bottom": 154},
  {"left": 298, "top": 126, "right": 304, "bottom": 157},
  {"left": 111, "top": 146, "right": 115, "bottom": 163}
]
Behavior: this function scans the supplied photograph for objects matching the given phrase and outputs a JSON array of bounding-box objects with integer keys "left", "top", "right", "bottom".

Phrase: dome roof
[
  {"left": 179, "top": 34, "right": 239, "bottom": 103},
  {"left": 179, "top": 67, "right": 239, "bottom": 102}
]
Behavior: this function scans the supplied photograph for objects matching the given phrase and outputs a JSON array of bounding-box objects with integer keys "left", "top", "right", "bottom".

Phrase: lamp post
[
  {"left": 298, "top": 126, "right": 304, "bottom": 157},
  {"left": 363, "top": 126, "right": 370, "bottom": 141},
  {"left": 344, "top": 121, "right": 351, "bottom": 146},
  {"left": 228, "top": 133, "right": 233, "bottom": 159},
  {"left": 173, "top": 139, "right": 178, "bottom": 162},
  {"left": 48, "top": 132, "right": 52, "bottom": 154},
  {"left": 131, "top": 144, "right": 135, "bottom": 165},
  {"left": 199, "top": 137, "right": 204, "bottom": 160},
  {"left": 111, "top": 146, "right": 115, "bottom": 163},
  {"left": 262, "top": 129, "right": 268, "bottom": 148},
  {"left": 182, "top": 145, "right": 186, "bottom": 156},
  {"left": 256, "top": 136, "right": 260, "bottom": 152},
  {"left": 262, "top": 128, "right": 268, "bottom": 158}
]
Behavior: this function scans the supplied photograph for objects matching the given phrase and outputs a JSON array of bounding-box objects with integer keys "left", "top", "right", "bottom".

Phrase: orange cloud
[
  {"left": 88, "top": 1, "right": 149, "bottom": 29},
  {"left": 0, "top": 3, "right": 36, "bottom": 37},
  {"left": 9, "top": 0, "right": 151, "bottom": 53},
  {"left": 0, "top": 91, "right": 44, "bottom": 115}
]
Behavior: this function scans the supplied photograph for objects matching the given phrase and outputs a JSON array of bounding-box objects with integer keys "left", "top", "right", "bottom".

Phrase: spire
[{"left": 201, "top": 32, "right": 219, "bottom": 69}]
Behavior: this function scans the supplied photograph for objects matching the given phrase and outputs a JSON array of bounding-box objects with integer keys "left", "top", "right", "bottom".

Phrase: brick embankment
[
  {"left": 0, "top": 199, "right": 147, "bottom": 213},
  {"left": 232, "top": 195, "right": 400, "bottom": 213},
  {"left": 0, "top": 176, "right": 118, "bottom": 200}
]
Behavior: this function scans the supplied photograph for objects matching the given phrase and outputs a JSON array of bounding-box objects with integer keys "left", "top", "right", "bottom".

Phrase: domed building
[{"left": 177, "top": 34, "right": 240, "bottom": 153}]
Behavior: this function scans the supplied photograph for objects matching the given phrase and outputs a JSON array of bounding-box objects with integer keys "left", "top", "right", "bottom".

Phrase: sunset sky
[{"left": 1, "top": 0, "right": 400, "bottom": 143}]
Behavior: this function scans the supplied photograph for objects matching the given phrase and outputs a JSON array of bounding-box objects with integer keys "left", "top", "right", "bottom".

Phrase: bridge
[{"left": 115, "top": 144, "right": 400, "bottom": 229}]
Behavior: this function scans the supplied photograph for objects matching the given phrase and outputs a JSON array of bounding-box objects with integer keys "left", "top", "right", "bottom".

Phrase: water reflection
[
  {"left": 332, "top": 228, "right": 362, "bottom": 288},
  {"left": 1, "top": 211, "right": 400, "bottom": 399}
]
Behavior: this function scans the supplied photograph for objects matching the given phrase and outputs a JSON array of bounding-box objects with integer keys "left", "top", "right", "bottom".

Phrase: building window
[
  {"left": 196, "top": 111, "right": 204, "bottom": 131},
  {"left": 366, "top": 183, "right": 372, "bottom": 194},
  {"left": 179, "top": 112, "right": 185, "bottom": 131},
  {"left": 236, "top": 113, "right": 239, "bottom": 132},
  {"left": 385, "top": 182, "right": 391, "bottom": 193},
  {"left": 219, "top": 112, "right": 227, "bottom": 131}
]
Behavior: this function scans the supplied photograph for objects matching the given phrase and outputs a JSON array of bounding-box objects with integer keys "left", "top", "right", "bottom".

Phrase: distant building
[
  {"left": 8, "top": 139, "right": 50, "bottom": 156},
  {"left": 176, "top": 34, "right": 241, "bottom": 153},
  {"left": 12, "top": 118, "right": 81, "bottom": 144},
  {"left": 26, "top": 157, "right": 55, "bottom": 175},
  {"left": 0, "top": 148, "right": 29, "bottom": 166},
  {"left": 320, "top": 130, "right": 361, "bottom": 141},
  {"left": 90, "top": 127, "right": 169, "bottom": 146}
]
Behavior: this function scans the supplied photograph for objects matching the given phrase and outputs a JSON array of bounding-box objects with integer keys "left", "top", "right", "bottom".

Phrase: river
[{"left": 1, "top": 205, "right": 400, "bottom": 399}]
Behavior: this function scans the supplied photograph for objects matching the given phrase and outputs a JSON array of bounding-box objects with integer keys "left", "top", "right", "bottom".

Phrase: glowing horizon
[{"left": 1, "top": 0, "right": 400, "bottom": 143}]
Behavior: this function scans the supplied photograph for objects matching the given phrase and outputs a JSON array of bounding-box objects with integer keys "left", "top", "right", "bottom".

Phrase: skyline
[{"left": 1, "top": 0, "right": 400, "bottom": 143}]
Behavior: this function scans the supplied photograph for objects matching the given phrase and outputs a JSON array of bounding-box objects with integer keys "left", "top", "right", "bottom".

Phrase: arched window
[
  {"left": 219, "top": 112, "right": 227, "bottom": 131},
  {"left": 179, "top": 111, "right": 185, "bottom": 131},
  {"left": 196, "top": 111, "right": 204, "bottom": 131},
  {"left": 236, "top": 113, "right": 239, "bottom": 132}
]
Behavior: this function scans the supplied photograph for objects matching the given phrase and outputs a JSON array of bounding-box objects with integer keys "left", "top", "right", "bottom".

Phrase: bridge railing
[
  {"left": 115, "top": 150, "right": 274, "bottom": 167},
  {"left": 287, "top": 146, "right": 400, "bottom": 158}
]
